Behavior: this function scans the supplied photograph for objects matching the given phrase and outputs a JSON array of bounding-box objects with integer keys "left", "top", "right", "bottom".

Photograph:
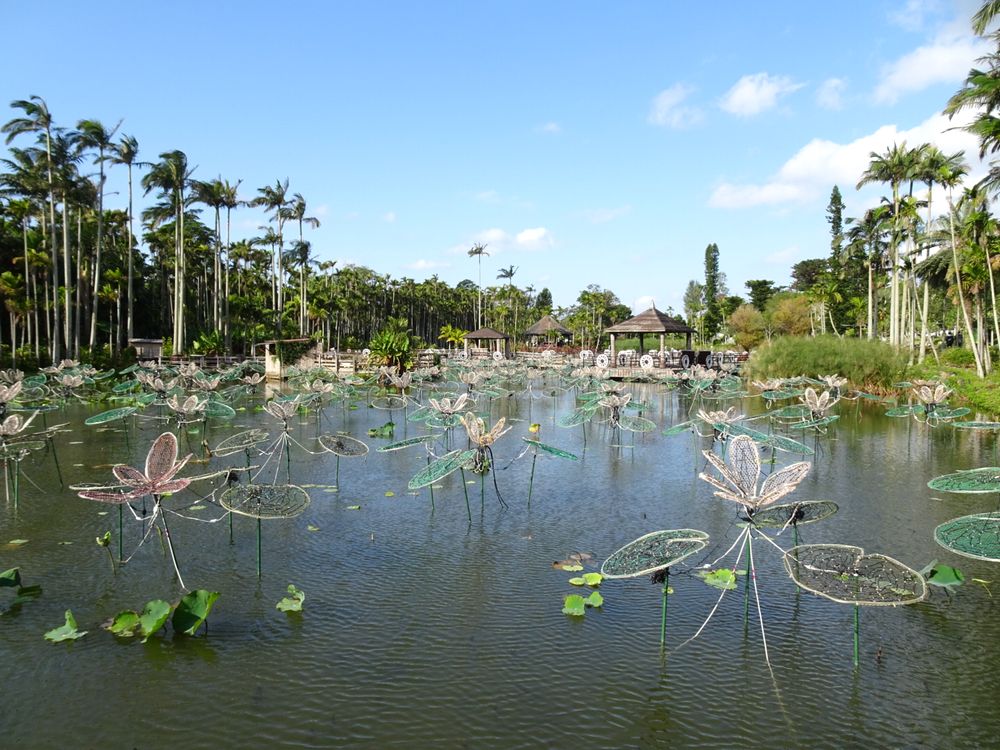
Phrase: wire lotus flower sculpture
[{"left": 699, "top": 435, "right": 810, "bottom": 515}]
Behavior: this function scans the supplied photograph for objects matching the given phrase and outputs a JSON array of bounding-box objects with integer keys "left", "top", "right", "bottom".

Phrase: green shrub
[
  {"left": 940, "top": 347, "right": 976, "bottom": 367},
  {"left": 744, "top": 335, "right": 907, "bottom": 393}
]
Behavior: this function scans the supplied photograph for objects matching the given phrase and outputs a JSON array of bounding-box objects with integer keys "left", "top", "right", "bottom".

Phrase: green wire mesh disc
[
  {"left": 204, "top": 400, "right": 236, "bottom": 418},
  {"left": 769, "top": 404, "right": 812, "bottom": 419},
  {"left": 784, "top": 544, "right": 927, "bottom": 605},
  {"left": 377, "top": 434, "right": 441, "bottom": 452},
  {"left": 934, "top": 512, "right": 1000, "bottom": 562},
  {"left": 84, "top": 406, "right": 137, "bottom": 425},
  {"left": 927, "top": 467, "right": 1000, "bottom": 494},
  {"left": 761, "top": 389, "right": 802, "bottom": 401},
  {"left": 952, "top": 421, "right": 1000, "bottom": 431},
  {"left": 558, "top": 408, "right": 592, "bottom": 428},
  {"left": 788, "top": 415, "right": 840, "bottom": 430},
  {"left": 212, "top": 429, "right": 270, "bottom": 457},
  {"left": 219, "top": 483, "right": 310, "bottom": 519},
  {"left": 752, "top": 500, "right": 839, "bottom": 528},
  {"left": 885, "top": 405, "right": 922, "bottom": 417},
  {"left": 521, "top": 438, "right": 578, "bottom": 460},
  {"left": 407, "top": 449, "right": 476, "bottom": 489},
  {"left": 318, "top": 434, "right": 370, "bottom": 457},
  {"left": 600, "top": 529, "right": 709, "bottom": 579},
  {"left": 618, "top": 414, "right": 656, "bottom": 433},
  {"left": 370, "top": 396, "right": 407, "bottom": 410},
  {"left": 662, "top": 420, "right": 694, "bottom": 436}
]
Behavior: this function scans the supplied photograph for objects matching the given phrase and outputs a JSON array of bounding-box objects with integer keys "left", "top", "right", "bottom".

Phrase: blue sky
[{"left": 3, "top": 0, "right": 989, "bottom": 315}]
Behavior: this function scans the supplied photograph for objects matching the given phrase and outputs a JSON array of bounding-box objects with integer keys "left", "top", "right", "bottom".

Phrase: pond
[{"left": 2, "top": 374, "right": 1000, "bottom": 748}]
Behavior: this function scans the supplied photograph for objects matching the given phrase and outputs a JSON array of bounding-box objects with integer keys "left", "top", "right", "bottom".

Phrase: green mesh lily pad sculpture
[
  {"left": 784, "top": 543, "right": 927, "bottom": 666},
  {"left": 601, "top": 529, "right": 709, "bottom": 646},
  {"left": 935, "top": 512, "right": 1000, "bottom": 562}
]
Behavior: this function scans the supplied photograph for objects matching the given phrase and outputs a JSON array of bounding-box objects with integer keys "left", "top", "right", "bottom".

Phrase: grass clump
[{"left": 744, "top": 336, "right": 907, "bottom": 393}]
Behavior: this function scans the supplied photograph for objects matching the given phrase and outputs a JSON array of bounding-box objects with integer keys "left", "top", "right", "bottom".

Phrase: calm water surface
[{"left": 2, "top": 382, "right": 999, "bottom": 749}]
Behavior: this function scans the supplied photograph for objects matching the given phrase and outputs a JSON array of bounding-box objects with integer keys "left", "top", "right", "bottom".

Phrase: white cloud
[
  {"left": 816, "top": 78, "right": 847, "bottom": 110},
  {"left": 476, "top": 228, "right": 510, "bottom": 245},
  {"left": 647, "top": 83, "right": 703, "bottom": 128},
  {"left": 313, "top": 203, "right": 330, "bottom": 217},
  {"left": 583, "top": 206, "right": 632, "bottom": 224},
  {"left": 874, "top": 28, "right": 988, "bottom": 104},
  {"left": 889, "top": 0, "right": 943, "bottom": 32},
  {"left": 515, "top": 227, "right": 553, "bottom": 249},
  {"left": 382, "top": 211, "right": 396, "bottom": 223},
  {"left": 406, "top": 259, "right": 449, "bottom": 271},
  {"left": 709, "top": 110, "right": 981, "bottom": 209},
  {"left": 719, "top": 73, "right": 804, "bottom": 116},
  {"left": 538, "top": 121, "right": 561, "bottom": 134}
]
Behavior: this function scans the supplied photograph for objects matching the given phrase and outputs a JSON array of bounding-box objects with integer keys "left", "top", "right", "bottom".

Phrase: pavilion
[
  {"left": 603, "top": 306, "right": 697, "bottom": 361},
  {"left": 463, "top": 327, "right": 511, "bottom": 358},
  {"left": 523, "top": 314, "right": 571, "bottom": 344}
]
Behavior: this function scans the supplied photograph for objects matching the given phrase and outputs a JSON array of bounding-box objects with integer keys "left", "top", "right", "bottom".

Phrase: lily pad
[
  {"left": 601, "top": 529, "right": 709, "bottom": 579},
  {"left": 139, "top": 600, "right": 172, "bottom": 641},
  {"left": 784, "top": 544, "right": 926, "bottom": 605},
  {"left": 171, "top": 589, "right": 220, "bottom": 636},
  {"left": 585, "top": 591, "right": 604, "bottom": 608},
  {"left": 276, "top": 584, "right": 306, "bottom": 612},
  {"left": 45, "top": 610, "right": 87, "bottom": 642},
  {"left": 562, "top": 594, "right": 586, "bottom": 617},
  {"left": 696, "top": 568, "right": 738, "bottom": 590}
]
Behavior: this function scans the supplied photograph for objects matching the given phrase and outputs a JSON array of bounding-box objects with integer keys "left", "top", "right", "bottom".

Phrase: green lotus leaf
[
  {"left": 585, "top": 591, "right": 604, "bottom": 608},
  {"left": 276, "top": 584, "right": 306, "bottom": 613},
  {"left": 139, "top": 600, "right": 172, "bottom": 641},
  {"left": 171, "top": 590, "right": 220, "bottom": 636},
  {"left": 45, "top": 610, "right": 87, "bottom": 642},
  {"left": 562, "top": 594, "right": 586, "bottom": 617},
  {"left": 105, "top": 611, "right": 141, "bottom": 637}
]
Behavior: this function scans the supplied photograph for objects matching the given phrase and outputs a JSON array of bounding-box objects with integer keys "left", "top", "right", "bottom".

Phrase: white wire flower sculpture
[{"left": 699, "top": 434, "right": 810, "bottom": 515}]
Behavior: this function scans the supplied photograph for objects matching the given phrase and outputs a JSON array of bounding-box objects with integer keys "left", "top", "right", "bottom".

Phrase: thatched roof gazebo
[
  {"left": 603, "top": 306, "right": 697, "bottom": 360},
  {"left": 463, "top": 327, "right": 511, "bottom": 358},
  {"left": 523, "top": 314, "right": 571, "bottom": 343}
]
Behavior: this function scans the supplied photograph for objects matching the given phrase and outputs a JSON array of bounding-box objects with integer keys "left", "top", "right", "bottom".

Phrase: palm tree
[
  {"left": 77, "top": 118, "right": 122, "bottom": 350},
  {"left": 3, "top": 96, "right": 61, "bottom": 361},
  {"left": 109, "top": 134, "right": 146, "bottom": 345},
  {"left": 467, "top": 242, "right": 489, "bottom": 329},
  {"left": 857, "top": 142, "right": 921, "bottom": 348},
  {"left": 142, "top": 150, "right": 195, "bottom": 352},
  {"left": 252, "top": 179, "right": 291, "bottom": 334},
  {"left": 191, "top": 177, "right": 227, "bottom": 331},
  {"left": 282, "top": 193, "right": 320, "bottom": 334},
  {"left": 496, "top": 264, "right": 518, "bottom": 343},
  {"left": 845, "top": 205, "right": 891, "bottom": 339},
  {"left": 219, "top": 179, "right": 242, "bottom": 352}
]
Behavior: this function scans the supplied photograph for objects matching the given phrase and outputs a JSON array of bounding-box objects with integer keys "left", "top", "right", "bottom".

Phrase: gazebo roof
[
  {"left": 523, "top": 314, "right": 571, "bottom": 336},
  {"left": 604, "top": 307, "right": 697, "bottom": 335},
  {"left": 463, "top": 327, "right": 510, "bottom": 340}
]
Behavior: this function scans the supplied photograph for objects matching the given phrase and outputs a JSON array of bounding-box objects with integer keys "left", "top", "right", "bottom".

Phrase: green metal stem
[
  {"left": 743, "top": 533, "right": 752, "bottom": 630},
  {"left": 427, "top": 454, "right": 435, "bottom": 510},
  {"left": 527, "top": 454, "right": 537, "bottom": 507},
  {"left": 460, "top": 468, "right": 471, "bottom": 522},
  {"left": 118, "top": 503, "right": 124, "bottom": 562},
  {"left": 660, "top": 567, "right": 670, "bottom": 647},
  {"left": 257, "top": 517, "right": 262, "bottom": 579},
  {"left": 853, "top": 604, "right": 860, "bottom": 668}
]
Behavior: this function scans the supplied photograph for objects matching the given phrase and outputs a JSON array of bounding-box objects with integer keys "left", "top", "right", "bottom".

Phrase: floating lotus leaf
[
  {"left": 752, "top": 500, "right": 839, "bottom": 528},
  {"left": 212, "top": 429, "right": 270, "bottom": 457},
  {"left": 370, "top": 396, "right": 407, "bottom": 410},
  {"left": 618, "top": 414, "right": 656, "bottom": 433},
  {"left": 172, "top": 589, "right": 220, "bottom": 636},
  {"left": 219, "top": 483, "right": 310, "bottom": 519},
  {"left": 600, "top": 529, "right": 709, "bottom": 579},
  {"left": 935, "top": 512, "right": 1000, "bottom": 562},
  {"left": 784, "top": 544, "right": 926, "bottom": 605},
  {"left": 927, "top": 467, "right": 1000, "bottom": 494},
  {"left": 377, "top": 435, "right": 441, "bottom": 452},
  {"left": 84, "top": 406, "right": 137, "bottom": 425},
  {"left": 318, "top": 434, "right": 369, "bottom": 457},
  {"left": 204, "top": 400, "right": 236, "bottom": 418},
  {"left": 662, "top": 420, "right": 694, "bottom": 436},
  {"left": 952, "top": 421, "right": 1000, "bottom": 431},
  {"left": 521, "top": 438, "right": 578, "bottom": 460},
  {"left": 44, "top": 609, "right": 87, "bottom": 642},
  {"left": 407, "top": 449, "right": 476, "bottom": 489},
  {"left": 788, "top": 415, "right": 840, "bottom": 430}
]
